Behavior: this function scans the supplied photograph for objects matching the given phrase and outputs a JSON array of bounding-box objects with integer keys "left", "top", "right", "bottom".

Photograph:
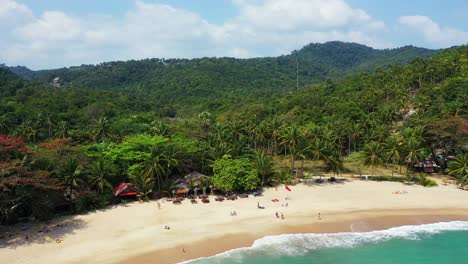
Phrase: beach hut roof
[
  {"left": 175, "top": 182, "right": 189, "bottom": 189},
  {"left": 184, "top": 171, "right": 209, "bottom": 181},
  {"left": 113, "top": 182, "right": 138, "bottom": 197}
]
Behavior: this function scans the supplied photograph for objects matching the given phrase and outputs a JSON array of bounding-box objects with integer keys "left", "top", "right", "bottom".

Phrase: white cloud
[
  {"left": 0, "top": 0, "right": 33, "bottom": 25},
  {"left": 399, "top": 15, "right": 468, "bottom": 46},
  {"left": 16, "top": 11, "right": 82, "bottom": 42},
  {"left": 0, "top": 0, "right": 430, "bottom": 69},
  {"left": 232, "top": 0, "right": 373, "bottom": 31}
]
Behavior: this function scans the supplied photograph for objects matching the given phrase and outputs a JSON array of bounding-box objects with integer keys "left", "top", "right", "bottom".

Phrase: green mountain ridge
[{"left": 3, "top": 41, "right": 438, "bottom": 92}]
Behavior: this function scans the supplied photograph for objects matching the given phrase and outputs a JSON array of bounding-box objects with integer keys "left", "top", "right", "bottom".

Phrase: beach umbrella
[{"left": 285, "top": 185, "right": 291, "bottom": 191}]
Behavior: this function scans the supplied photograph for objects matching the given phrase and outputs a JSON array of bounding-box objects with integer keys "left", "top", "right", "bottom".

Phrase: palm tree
[
  {"left": 198, "top": 111, "right": 213, "bottom": 130},
  {"left": 348, "top": 123, "right": 362, "bottom": 152},
  {"left": 0, "top": 115, "right": 11, "bottom": 134},
  {"left": 61, "top": 159, "right": 84, "bottom": 204},
  {"left": 323, "top": 153, "right": 344, "bottom": 180},
  {"left": 161, "top": 144, "right": 181, "bottom": 183},
  {"left": 280, "top": 125, "right": 302, "bottom": 175},
  {"left": 130, "top": 174, "right": 154, "bottom": 201},
  {"left": 403, "top": 137, "right": 427, "bottom": 175},
  {"left": 90, "top": 159, "right": 113, "bottom": 193},
  {"left": 92, "top": 117, "right": 112, "bottom": 142},
  {"left": 385, "top": 135, "right": 402, "bottom": 176},
  {"left": 447, "top": 153, "right": 468, "bottom": 188},
  {"left": 143, "top": 145, "right": 165, "bottom": 193},
  {"left": 45, "top": 116, "right": 55, "bottom": 139},
  {"left": 252, "top": 150, "right": 275, "bottom": 188},
  {"left": 150, "top": 121, "right": 170, "bottom": 137},
  {"left": 309, "top": 138, "right": 326, "bottom": 173},
  {"left": 361, "top": 141, "right": 384, "bottom": 176},
  {"left": 268, "top": 117, "right": 283, "bottom": 156},
  {"left": 55, "top": 121, "right": 68, "bottom": 138}
]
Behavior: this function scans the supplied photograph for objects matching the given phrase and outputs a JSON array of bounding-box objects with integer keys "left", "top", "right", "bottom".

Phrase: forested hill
[{"left": 4, "top": 42, "right": 438, "bottom": 92}]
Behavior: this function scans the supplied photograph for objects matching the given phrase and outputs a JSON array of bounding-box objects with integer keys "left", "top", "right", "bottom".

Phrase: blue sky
[{"left": 1, "top": 0, "right": 467, "bottom": 69}]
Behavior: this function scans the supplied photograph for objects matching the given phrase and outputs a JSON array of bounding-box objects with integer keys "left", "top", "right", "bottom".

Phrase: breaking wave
[{"left": 182, "top": 221, "right": 468, "bottom": 263}]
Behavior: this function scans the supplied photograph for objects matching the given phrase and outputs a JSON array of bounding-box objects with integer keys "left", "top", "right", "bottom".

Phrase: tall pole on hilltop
[{"left": 296, "top": 55, "right": 299, "bottom": 92}]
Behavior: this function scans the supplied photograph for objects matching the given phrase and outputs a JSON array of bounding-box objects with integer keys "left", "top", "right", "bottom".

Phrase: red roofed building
[{"left": 113, "top": 182, "right": 138, "bottom": 197}]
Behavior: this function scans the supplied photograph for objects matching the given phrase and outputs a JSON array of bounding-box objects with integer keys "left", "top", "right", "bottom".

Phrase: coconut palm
[
  {"left": 361, "top": 141, "right": 384, "bottom": 176},
  {"left": 89, "top": 159, "right": 113, "bottom": 193},
  {"left": 55, "top": 121, "right": 68, "bottom": 138},
  {"left": 92, "top": 117, "right": 112, "bottom": 142},
  {"left": 161, "top": 144, "right": 181, "bottom": 182},
  {"left": 252, "top": 150, "right": 275, "bottom": 187},
  {"left": 348, "top": 123, "right": 362, "bottom": 152},
  {"left": 0, "top": 115, "right": 11, "bottom": 134},
  {"left": 269, "top": 117, "right": 283, "bottom": 156},
  {"left": 309, "top": 138, "right": 327, "bottom": 172},
  {"left": 130, "top": 174, "right": 154, "bottom": 201},
  {"left": 142, "top": 145, "right": 165, "bottom": 193},
  {"left": 323, "top": 153, "right": 344, "bottom": 180},
  {"left": 385, "top": 135, "right": 402, "bottom": 176},
  {"left": 447, "top": 153, "right": 468, "bottom": 188},
  {"left": 403, "top": 137, "right": 427, "bottom": 175},
  {"left": 149, "top": 121, "right": 170, "bottom": 137},
  {"left": 198, "top": 111, "right": 213, "bottom": 130},
  {"left": 280, "top": 125, "right": 302, "bottom": 175},
  {"left": 60, "top": 159, "right": 84, "bottom": 202}
]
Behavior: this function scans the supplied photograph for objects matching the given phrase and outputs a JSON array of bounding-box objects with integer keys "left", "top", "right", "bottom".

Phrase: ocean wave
[{"left": 182, "top": 221, "right": 468, "bottom": 263}]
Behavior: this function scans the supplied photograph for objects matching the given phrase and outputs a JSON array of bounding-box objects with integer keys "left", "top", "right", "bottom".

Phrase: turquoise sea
[{"left": 185, "top": 221, "right": 468, "bottom": 264}]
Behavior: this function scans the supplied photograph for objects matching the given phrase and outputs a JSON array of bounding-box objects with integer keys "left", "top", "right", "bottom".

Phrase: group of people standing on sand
[{"left": 275, "top": 211, "right": 285, "bottom": 219}]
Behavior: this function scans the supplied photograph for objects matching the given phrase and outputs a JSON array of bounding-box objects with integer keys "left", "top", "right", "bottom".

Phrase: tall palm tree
[
  {"left": 280, "top": 125, "right": 302, "bottom": 175},
  {"left": 143, "top": 145, "right": 165, "bottom": 193},
  {"left": 55, "top": 121, "right": 68, "bottom": 138},
  {"left": 150, "top": 121, "right": 170, "bottom": 137},
  {"left": 361, "top": 141, "right": 384, "bottom": 176},
  {"left": 0, "top": 115, "right": 11, "bottom": 134},
  {"left": 309, "top": 138, "right": 327, "bottom": 173},
  {"left": 45, "top": 116, "right": 55, "bottom": 139},
  {"left": 61, "top": 159, "right": 84, "bottom": 202},
  {"left": 252, "top": 150, "right": 275, "bottom": 188},
  {"left": 90, "top": 159, "right": 113, "bottom": 193},
  {"left": 198, "top": 111, "right": 213, "bottom": 131},
  {"left": 349, "top": 123, "right": 362, "bottom": 152},
  {"left": 161, "top": 144, "right": 181, "bottom": 182},
  {"left": 385, "top": 135, "right": 402, "bottom": 176},
  {"left": 403, "top": 137, "right": 427, "bottom": 175},
  {"left": 269, "top": 117, "right": 283, "bottom": 156},
  {"left": 323, "top": 153, "right": 344, "bottom": 180},
  {"left": 447, "top": 153, "right": 468, "bottom": 188},
  {"left": 92, "top": 117, "right": 112, "bottom": 142}
]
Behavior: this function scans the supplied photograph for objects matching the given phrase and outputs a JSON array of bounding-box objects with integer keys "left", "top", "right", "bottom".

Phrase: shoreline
[
  {"left": 118, "top": 209, "right": 468, "bottom": 264},
  {"left": 2, "top": 180, "right": 468, "bottom": 264}
]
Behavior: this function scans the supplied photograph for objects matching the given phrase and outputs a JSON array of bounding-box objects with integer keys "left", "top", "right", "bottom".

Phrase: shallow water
[{"left": 185, "top": 221, "right": 468, "bottom": 264}]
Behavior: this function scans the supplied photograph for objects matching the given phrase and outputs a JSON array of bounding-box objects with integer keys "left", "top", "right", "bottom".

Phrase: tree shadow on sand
[
  {"left": 302, "top": 177, "right": 350, "bottom": 187},
  {"left": 0, "top": 217, "right": 87, "bottom": 249}
]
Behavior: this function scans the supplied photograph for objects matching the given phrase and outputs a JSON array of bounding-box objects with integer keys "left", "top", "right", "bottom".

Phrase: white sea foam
[{"left": 181, "top": 221, "right": 468, "bottom": 263}]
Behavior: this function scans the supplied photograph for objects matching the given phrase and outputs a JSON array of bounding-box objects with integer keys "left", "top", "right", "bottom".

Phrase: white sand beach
[{"left": 2, "top": 179, "right": 468, "bottom": 264}]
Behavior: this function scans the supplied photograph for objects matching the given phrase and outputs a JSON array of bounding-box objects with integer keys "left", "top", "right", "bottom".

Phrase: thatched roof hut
[{"left": 184, "top": 171, "right": 209, "bottom": 182}]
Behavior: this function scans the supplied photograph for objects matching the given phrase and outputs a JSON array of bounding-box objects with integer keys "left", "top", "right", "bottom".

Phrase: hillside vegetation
[{"left": 0, "top": 42, "right": 466, "bottom": 225}]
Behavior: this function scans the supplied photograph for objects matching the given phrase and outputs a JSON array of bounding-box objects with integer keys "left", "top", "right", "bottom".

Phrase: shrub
[
  {"left": 74, "top": 193, "right": 113, "bottom": 213},
  {"left": 368, "top": 176, "right": 405, "bottom": 182}
]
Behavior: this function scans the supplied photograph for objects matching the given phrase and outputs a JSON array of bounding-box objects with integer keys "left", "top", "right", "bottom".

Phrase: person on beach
[
  {"left": 275, "top": 211, "right": 279, "bottom": 218},
  {"left": 182, "top": 248, "right": 186, "bottom": 253},
  {"left": 158, "top": 202, "right": 161, "bottom": 209},
  {"left": 318, "top": 213, "right": 321, "bottom": 220},
  {"left": 281, "top": 212, "right": 284, "bottom": 219}
]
